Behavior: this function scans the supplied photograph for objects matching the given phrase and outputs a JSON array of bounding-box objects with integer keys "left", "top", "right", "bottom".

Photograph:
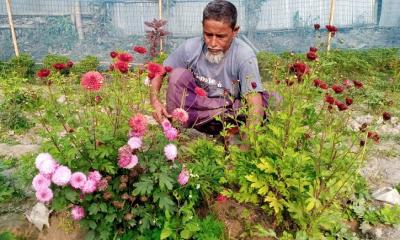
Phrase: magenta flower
[
  {"left": 71, "top": 206, "right": 85, "bottom": 221},
  {"left": 70, "top": 172, "right": 87, "bottom": 189},
  {"left": 164, "top": 144, "right": 177, "bottom": 161},
  {"left": 32, "top": 174, "right": 51, "bottom": 191},
  {"left": 88, "top": 171, "right": 102, "bottom": 183},
  {"left": 35, "top": 187, "right": 53, "bottom": 203},
  {"left": 133, "top": 46, "right": 147, "bottom": 55},
  {"left": 164, "top": 127, "right": 179, "bottom": 141},
  {"left": 127, "top": 137, "right": 142, "bottom": 150},
  {"left": 177, "top": 168, "right": 190, "bottom": 186},
  {"left": 80, "top": 71, "right": 104, "bottom": 92},
  {"left": 51, "top": 165, "right": 72, "bottom": 186},
  {"left": 128, "top": 113, "right": 148, "bottom": 138}
]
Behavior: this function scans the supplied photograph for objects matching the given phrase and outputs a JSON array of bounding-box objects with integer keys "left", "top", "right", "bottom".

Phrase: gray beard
[{"left": 205, "top": 50, "right": 225, "bottom": 64}]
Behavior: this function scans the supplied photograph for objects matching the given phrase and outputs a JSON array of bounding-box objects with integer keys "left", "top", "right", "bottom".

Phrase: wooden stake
[
  {"left": 158, "top": 0, "right": 163, "bottom": 51},
  {"left": 74, "top": 0, "right": 84, "bottom": 40},
  {"left": 327, "top": 0, "right": 336, "bottom": 52},
  {"left": 5, "top": 0, "right": 19, "bottom": 56}
]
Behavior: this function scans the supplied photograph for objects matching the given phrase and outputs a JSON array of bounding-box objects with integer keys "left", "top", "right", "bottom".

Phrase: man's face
[{"left": 203, "top": 19, "right": 239, "bottom": 55}]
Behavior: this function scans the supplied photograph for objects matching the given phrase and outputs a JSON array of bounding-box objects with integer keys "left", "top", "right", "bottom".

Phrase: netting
[{"left": 0, "top": 0, "right": 399, "bottom": 61}]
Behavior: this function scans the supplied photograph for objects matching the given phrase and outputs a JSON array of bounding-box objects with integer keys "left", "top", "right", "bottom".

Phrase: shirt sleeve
[
  {"left": 238, "top": 56, "right": 264, "bottom": 97},
  {"left": 163, "top": 42, "right": 187, "bottom": 68}
]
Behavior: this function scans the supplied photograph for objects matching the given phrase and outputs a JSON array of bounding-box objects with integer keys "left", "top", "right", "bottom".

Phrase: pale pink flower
[
  {"left": 80, "top": 71, "right": 104, "bottom": 92},
  {"left": 38, "top": 157, "right": 58, "bottom": 175},
  {"left": 81, "top": 179, "right": 97, "bottom": 194},
  {"left": 161, "top": 119, "right": 172, "bottom": 131},
  {"left": 70, "top": 172, "right": 87, "bottom": 189},
  {"left": 35, "top": 187, "right": 53, "bottom": 203},
  {"left": 71, "top": 205, "right": 85, "bottom": 221},
  {"left": 164, "top": 144, "right": 177, "bottom": 161},
  {"left": 118, "top": 145, "right": 133, "bottom": 168},
  {"left": 88, "top": 170, "right": 102, "bottom": 183},
  {"left": 35, "top": 153, "right": 53, "bottom": 170},
  {"left": 127, "top": 137, "right": 142, "bottom": 150},
  {"left": 177, "top": 168, "right": 190, "bottom": 186},
  {"left": 164, "top": 127, "right": 178, "bottom": 141},
  {"left": 125, "top": 155, "right": 138, "bottom": 169},
  {"left": 172, "top": 108, "right": 189, "bottom": 125},
  {"left": 51, "top": 165, "right": 72, "bottom": 186},
  {"left": 32, "top": 174, "right": 51, "bottom": 191}
]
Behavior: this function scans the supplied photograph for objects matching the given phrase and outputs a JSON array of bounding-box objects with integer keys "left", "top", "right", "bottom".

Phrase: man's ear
[{"left": 233, "top": 26, "right": 240, "bottom": 37}]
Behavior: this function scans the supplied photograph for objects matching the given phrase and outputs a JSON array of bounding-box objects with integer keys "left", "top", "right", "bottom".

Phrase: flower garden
[{"left": 0, "top": 24, "right": 400, "bottom": 240}]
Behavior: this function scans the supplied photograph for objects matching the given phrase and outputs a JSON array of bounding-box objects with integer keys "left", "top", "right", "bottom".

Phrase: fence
[{"left": 1, "top": 0, "right": 399, "bottom": 61}]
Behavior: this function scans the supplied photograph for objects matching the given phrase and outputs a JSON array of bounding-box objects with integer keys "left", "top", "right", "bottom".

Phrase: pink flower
[
  {"left": 216, "top": 194, "right": 228, "bottom": 202},
  {"left": 88, "top": 171, "right": 102, "bottom": 183},
  {"left": 81, "top": 179, "right": 97, "bottom": 194},
  {"left": 51, "top": 166, "right": 72, "bottom": 186},
  {"left": 110, "top": 51, "right": 118, "bottom": 59},
  {"left": 38, "top": 157, "right": 58, "bottom": 175},
  {"left": 117, "top": 53, "right": 133, "bottom": 63},
  {"left": 172, "top": 108, "right": 189, "bottom": 125},
  {"left": 147, "top": 62, "right": 166, "bottom": 77},
  {"left": 125, "top": 155, "right": 138, "bottom": 169},
  {"left": 71, "top": 206, "right": 85, "bottom": 221},
  {"left": 195, "top": 87, "right": 207, "bottom": 97},
  {"left": 80, "top": 71, "right": 104, "bottom": 91},
  {"left": 128, "top": 137, "right": 142, "bottom": 150},
  {"left": 36, "top": 187, "right": 53, "bottom": 203},
  {"left": 70, "top": 172, "right": 87, "bottom": 189},
  {"left": 133, "top": 46, "right": 147, "bottom": 54},
  {"left": 35, "top": 153, "right": 54, "bottom": 170},
  {"left": 177, "top": 168, "right": 190, "bottom": 186},
  {"left": 128, "top": 113, "right": 148, "bottom": 138},
  {"left": 115, "top": 61, "right": 129, "bottom": 73},
  {"left": 161, "top": 119, "right": 172, "bottom": 131},
  {"left": 32, "top": 174, "right": 51, "bottom": 191},
  {"left": 37, "top": 69, "right": 51, "bottom": 78},
  {"left": 164, "top": 144, "right": 177, "bottom": 161},
  {"left": 118, "top": 145, "right": 138, "bottom": 169},
  {"left": 164, "top": 127, "right": 178, "bottom": 141}
]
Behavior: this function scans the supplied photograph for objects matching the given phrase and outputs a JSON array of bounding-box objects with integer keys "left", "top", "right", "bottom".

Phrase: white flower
[
  {"left": 127, "top": 137, "right": 142, "bottom": 150},
  {"left": 164, "top": 144, "right": 178, "bottom": 161}
]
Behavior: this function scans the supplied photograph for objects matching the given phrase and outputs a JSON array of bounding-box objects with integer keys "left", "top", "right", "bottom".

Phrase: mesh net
[{"left": 0, "top": 0, "right": 399, "bottom": 61}]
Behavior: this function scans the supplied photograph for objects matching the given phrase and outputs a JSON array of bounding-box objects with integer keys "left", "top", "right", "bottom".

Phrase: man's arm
[{"left": 150, "top": 75, "right": 171, "bottom": 123}]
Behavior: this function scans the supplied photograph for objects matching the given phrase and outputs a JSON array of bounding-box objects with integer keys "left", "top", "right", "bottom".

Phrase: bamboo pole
[
  {"left": 158, "top": 0, "right": 163, "bottom": 52},
  {"left": 327, "top": 0, "right": 336, "bottom": 52},
  {"left": 74, "top": 0, "right": 84, "bottom": 40},
  {"left": 5, "top": 0, "right": 19, "bottom": 56}
]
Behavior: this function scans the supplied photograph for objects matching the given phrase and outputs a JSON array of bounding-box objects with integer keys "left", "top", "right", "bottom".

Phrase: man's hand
[{"left": 151, "top": 99, "right": 171, "bottom": 124}]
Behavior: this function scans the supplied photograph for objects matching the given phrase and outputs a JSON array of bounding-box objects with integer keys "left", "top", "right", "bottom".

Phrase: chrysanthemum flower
[
  {"left": 71, "top": 206, "right": 85, "bottom": 221},
  {"left": 164, "top": 144, "right": 177, "bottom": 161},
  {"left": 80, "top": 71, "right": 104, "bottom": 91},
  {"left": 326, "top": 25, "right": 338, "bottom": 33},
  {"left": 195, "top": 87, "right": 207, "bottom": 97},
  {"left": 161, "top": 119, "right": 172, "bottom": 131},
  {"left": 51, "top": 165, "right": 72, "bottom": 186},
  {"left": 36, "top": 187, "right": 53, "bottom": 203},
  {"left": 309, "top": 47, "right": 318, "bottom": 52},
  {"left": 147, "top": 62, "right": 166, "bottom": 77},
  {"left": 383, "top": 112, "right": 391, "bottom": 121},
  {"left": 343, "top": 79, "right": 352, "bottom": 88},
  {"left": 32, "top": 174, "right": 51, "bottom": 191},
  {"left": 37, "top": 69, "right": 51, "bottom": 78},
  {"left": 290, "top": 61, "right": 309, "bottom": 79},
  {"left": 88, "top": 171, "right": 102, "bottom": 183},
  {"left": 314, "top": 23, "right": 320, "bottom": 30},
  {"left": 353, "top": 80, "right": 363, "bottom": 89},
  {"left": 306, "top": 51, "right": 317, "bottom": 61},
  {"left": 115, "top": 61, "right": 129, "bottom": 73},
  {"left": 335, "top": 101, "right": 348, "bottom": 111},
  {"left": 177, "top": 168, "right": 190, "bottom": 186},
  {"left": 345, "top": 97, "right": 353, "bottom": 106},
  {"left": 164, "top": 127, "right": 178, "bottom": 141},
  {"left": 53, "top": 63, "right": 66, "bottom": 71},
  {"left": 128, "top": 113, "right": 148, "bottom": 138},
  {"left": 325, "top": 94, "right": 335, "bottom": 105},
  {"left": 319, "top": 83, "right": 328, "bottom": 90},
  {"left": 70, "top": 172, "right": 87, "bottom": 189},
  {"left": 332, "top": 84, "right": 345, "bottom": 94},
  {"left": 35, "top": 153, "right": 54, "bottom": 170},
  {"left": 81, "top": 179, "right": 97, "bottom": 194},
  {"left": 67, "top": 60, "right": 74, "bottom": 68},
  {"left": 127, "top": 137, "right": 142, "bottom": 150},
  {"left": 38, "top": 157, "right": 58, "bottom": 175},
  {"left": 110, "top": 51, "right": 118, "bottom": 59},
  {"left": 133, "top": 46, "right": 147, "bottom": 55},
  {"left": 172, "top": 108, "right": 189, "bottom": 125},
  {"left": 117, "top": 53, "right": 133, "bottom": 63}
]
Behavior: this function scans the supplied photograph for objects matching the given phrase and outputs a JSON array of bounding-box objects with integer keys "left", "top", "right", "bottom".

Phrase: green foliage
[
  {"left": 71, "top": 56, "right": 100, "bottom": 76},
  {"left": 7, "top": 53, "right": 35, "bottom": 79},
  {"left": 0, "top": 231, "right": 25, "bottom": 240},
  {"left": 0, "top": 157, "right": 26, "bottom": 202}
]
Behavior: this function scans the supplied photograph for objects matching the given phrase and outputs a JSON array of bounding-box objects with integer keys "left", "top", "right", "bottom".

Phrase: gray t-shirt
[{"left": 164, "top": 37, "right": 263, "bottom": 99}]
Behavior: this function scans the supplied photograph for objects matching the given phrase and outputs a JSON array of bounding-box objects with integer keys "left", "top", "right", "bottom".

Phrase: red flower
[
  {"left": 306, "top": 51, "right": 317, "bottom": 61},
  {"left": 80, "top": 71, "right": 104, "bottom": 91},
  {"left": 115, "top": 61, "right": 129, "bottom": 73},
  {"left": 335, "top": 101, "right": 348, "bottom": 111},
  {"left": 133, "top": 46, "right": 147, "bottom": 55},
  {"left": 194, "top": 87, "right": 207, "bottom": 97},
  {"left": 67, "top": 60, "right": 74, "bottom": 68},
  {"left": 147, "top": 72, "right": 155, "bottom": 79},
  {"left": 164, "top": 66, "right": 173, "bottom": 73},
  {"left": 251, "top": 82, "right": 257, "bottom": 89},
  {"left": 343, "top": 79, "right": 352, "bottom": 88},
  {"left": 110, "top": 51, "right": 118, "bottom": 59},
  {"left": 367, "top": 131, "right": 380, "bottom": 143},
  {"left": 95, "top": 95, "right": 102, "bottom": 103},
  {"left": 309, "top": 47, "right": 318, "bottom": 52},
  {"left": 332, "top": 84, "right": 345, "bottom": 94},
  {"left": 383, "top": 112, "right": 391, "bottom": 121},
  {"left": 353, "top": 80, "right": 363, "bottom": 89},
  {"left": 290, "top": 61, "right": 309, "bottom": 79},
  {"left": 117, "top": 53, "right": 133, "bottom": 63},
  {"left": 313, "top": 79, "right": 323, "bottom": 87},
  {"left": 37, "top": 68, "right": 51, "bottom": 78},
  {"left": 147, "top": 62, "right": 165, "bottom": 77},
  {"left": 319, "top": 83, "right": 328, "bottom": 90},
  {"left": 314, "top": 23, "right": 320, "bottom": 30},
  {"left": 216, "top": 194, "right": 228, "bottom": 203},
  {"left": 326, "top": 25, "right": 338, "bottom": 33},
  {"left": 325, "top": 94, "right": 335, "bottom": 105},
  {"left": 345, "top": 97, "right": 353, "bottom": 106},
  {"left": 53, "top": 63, "right": 66, "bottom": 71}
]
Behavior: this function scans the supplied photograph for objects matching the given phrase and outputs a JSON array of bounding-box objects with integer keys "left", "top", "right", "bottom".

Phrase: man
[{"left": 150, "top": 0, "right": 268, "bottom": 137}]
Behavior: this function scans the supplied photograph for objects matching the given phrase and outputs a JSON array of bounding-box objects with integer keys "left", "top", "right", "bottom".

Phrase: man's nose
[{"left": 210, "top": 36, "right": 217, "bottom": 47}]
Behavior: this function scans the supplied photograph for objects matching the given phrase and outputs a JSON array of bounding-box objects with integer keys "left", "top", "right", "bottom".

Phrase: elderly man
[{"left": 150, "top": 0, "right": 268, "bottom": 137}]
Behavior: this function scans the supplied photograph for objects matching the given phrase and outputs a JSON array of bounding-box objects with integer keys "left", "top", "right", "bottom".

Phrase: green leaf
[
  {"left": 84, "top": 230, "right": 96, "bottom": 240},
  {"left": 64, "top": 188, "right": 79, "bottom": 202},
  {"left": 133, "top": 177, "right": 154, "bottom": 196},
  {"left": 105, "top": 213, "right": 116, "bottom": 223},
  {"left": 99, "top": 203, "right": 107, "bottom": 212},
  {"left": 180, "top": 229, "right": 192, "bottom": 239},
  {"left": 160, "top": 226, "right": 172, "bottom": 240},
  {"left": 157, "top": 173, "right": 173, "bottom": 191},
  {"left": 88, "top": 203, "right": 99, "bottom": 215}
]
